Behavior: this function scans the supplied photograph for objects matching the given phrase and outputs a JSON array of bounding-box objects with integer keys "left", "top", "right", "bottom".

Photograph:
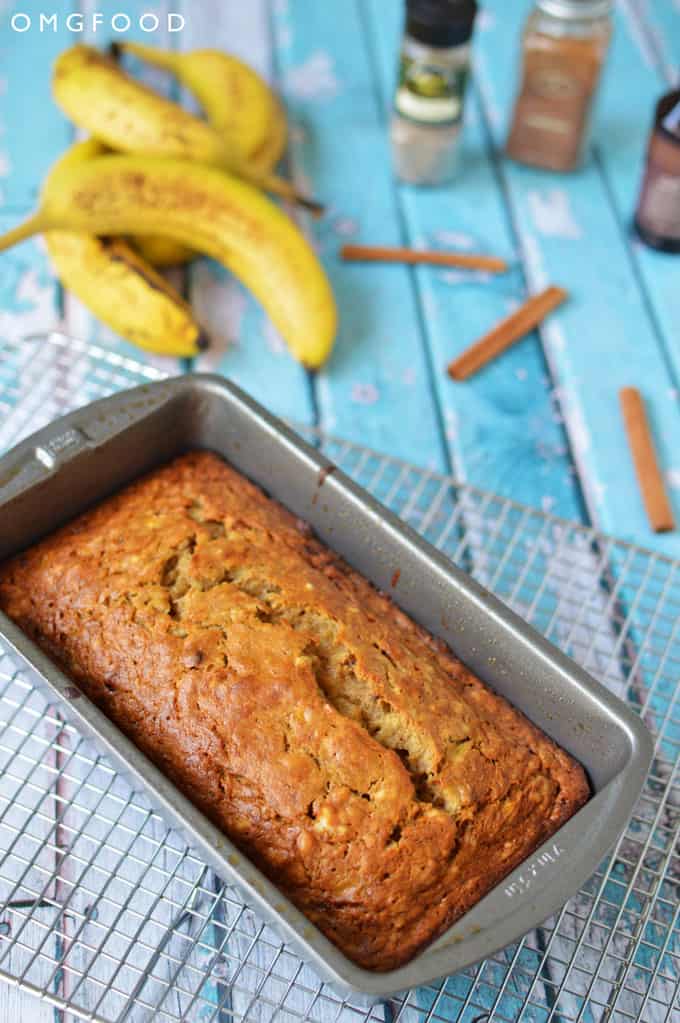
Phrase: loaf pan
[{"left": 0, "top": 373, "right": 653, "bottom": 1002}]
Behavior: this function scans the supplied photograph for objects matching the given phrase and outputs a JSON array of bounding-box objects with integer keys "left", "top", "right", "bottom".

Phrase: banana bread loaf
[{"left": 0, "top": 451, "right": 589, "bottom": 971}]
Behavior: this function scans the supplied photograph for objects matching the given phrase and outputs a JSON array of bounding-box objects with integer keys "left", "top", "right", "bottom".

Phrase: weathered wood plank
[
  {"left": 594, "top": 3, "right": 680, "bottom": 406},
  {"left": 364, "top": 0, "right": 583, "bottom": 519},
  {"left": 0, "top": 1, "right": 76, "bottom": 212},
  {"left": 0, "top": 229, "right": 59, "bottom": 347},
  {"left": 474, "top": 0, "right": 680, "bottom": 556},
  {"left": 272, "top": 0, "right": 449, "bottom": 469}
]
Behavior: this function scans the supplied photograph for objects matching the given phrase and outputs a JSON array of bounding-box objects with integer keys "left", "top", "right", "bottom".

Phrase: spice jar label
[
  {"left": 638, "top": 173, "right": 680, "bottom": 241},
  {"left": 395, "top": 54, "right": 468, "bottom": 125},
  {"left": 506, "top": 5, "right": 611, "bottom": 176},
  {"left": 507, "top": 57, "right": 592, "bottom": 171},
  {"left": 636, "top": 120, "right": 680, "bottom": 245}
]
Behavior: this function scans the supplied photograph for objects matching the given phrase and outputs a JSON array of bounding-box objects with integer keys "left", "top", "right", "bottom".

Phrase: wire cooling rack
[{"left": 0, "top": 333, "right": 677, "bottom": 1023}]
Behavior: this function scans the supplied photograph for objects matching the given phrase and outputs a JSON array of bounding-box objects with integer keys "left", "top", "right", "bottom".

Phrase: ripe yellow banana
[
  {"left": 49, "top": 232, "right": 205, "bottom": 356},
  {"left": 130, "top": 233, "right": 194, "bottom": 269},
  {"left": 0, "top": 154, "right": 336, "bottom": 368},
  {"left": 117, "top": 43, "right": 287, "bottom": 268},
  {"left": 44, "top": 141, "right": 205, "bottom": 358},
  {"left": 52, "top": 46, "right": 320, "bottom": 214},
  {"left": 117, "top": 41, "right": 287, "bottom": 175}
]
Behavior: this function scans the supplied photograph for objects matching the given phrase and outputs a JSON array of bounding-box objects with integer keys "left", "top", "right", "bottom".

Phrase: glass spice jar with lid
[
  {"left": 506, "top": 0, "right": 613, "bottom": 173},
  {"left": 634, "top": 89, "right": 680, "bottom": 253},
  {"left": 391, "top": 0, "right": 478, "bottom": 186}
]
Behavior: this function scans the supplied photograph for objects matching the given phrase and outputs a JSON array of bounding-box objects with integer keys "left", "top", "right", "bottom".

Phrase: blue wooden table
[
  {"left": 1, "top": 0, "right": 679, "bottom": 554},
  {"left": 0, "top": 1, "right": 679, "bottom": 1020}
]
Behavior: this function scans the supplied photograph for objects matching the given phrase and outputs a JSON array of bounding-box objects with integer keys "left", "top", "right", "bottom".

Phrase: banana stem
[
  {"left": 0, "top": 213, "right": 45, "bottom": 252},
  {"left": 262, "top": 175, "right": 325, "bottom": 218},
  {"left": 295, "top": 196, "right": 326, "bottom": 220}
]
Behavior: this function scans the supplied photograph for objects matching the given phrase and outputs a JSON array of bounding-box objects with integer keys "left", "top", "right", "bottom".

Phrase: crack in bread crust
[{"left": 0, "top": 451, "right": 590, "bottom": 971}]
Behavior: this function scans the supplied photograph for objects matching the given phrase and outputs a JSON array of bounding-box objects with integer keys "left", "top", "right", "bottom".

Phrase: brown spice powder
[{"left": 506, "top": 31, "right": 610, "bottom": 172}]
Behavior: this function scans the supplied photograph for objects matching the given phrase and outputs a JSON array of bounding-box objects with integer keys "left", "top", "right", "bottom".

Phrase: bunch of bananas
[{"left": 0, "top": 44, "right": 336, "bottom": 367}]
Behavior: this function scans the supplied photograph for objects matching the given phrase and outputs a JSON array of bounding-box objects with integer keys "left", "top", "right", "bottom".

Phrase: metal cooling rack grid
[{"left": 0, "top": 333, "right": 677, "bottom": 1023}]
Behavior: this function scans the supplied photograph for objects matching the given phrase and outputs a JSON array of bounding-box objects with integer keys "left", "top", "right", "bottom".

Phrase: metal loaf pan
[{"left": 0, "top": 373, "right": 653, "bottom": 1002}]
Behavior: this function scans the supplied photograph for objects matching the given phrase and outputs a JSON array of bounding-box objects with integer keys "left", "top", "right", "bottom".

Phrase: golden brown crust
[{"left": 0, "top": 451, "right": 589, "bottom": 970}]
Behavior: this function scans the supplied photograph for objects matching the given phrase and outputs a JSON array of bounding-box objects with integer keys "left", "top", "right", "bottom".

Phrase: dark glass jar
[{"left": 634, "top": 89, "right": 680, "bottom": 253}]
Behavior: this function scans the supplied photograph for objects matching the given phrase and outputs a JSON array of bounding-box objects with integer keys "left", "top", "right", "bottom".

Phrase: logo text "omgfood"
[{"left": 11, "top": 12, "right": 185, "bottom": 33}]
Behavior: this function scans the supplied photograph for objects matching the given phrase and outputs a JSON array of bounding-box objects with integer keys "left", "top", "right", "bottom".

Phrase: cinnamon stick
[
  {"left": 619, "top": 387, "right": 675, "bottom": 533},
  {"left": 447, "top": 285, "right": 568, "bottom": 381},
  {"left": 341, "top": 244, "right": 508, "bottom": 274}
]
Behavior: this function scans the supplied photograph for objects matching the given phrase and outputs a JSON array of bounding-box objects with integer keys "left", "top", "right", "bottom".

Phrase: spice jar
[
  {"left": 506, "top": 0, "right": 613, "bottom": 173},
  {"left": 391, "top": 0, "right": 478, "bottom": 186},
  {"left": 634, "top": 90, "right": 680, "bottom": 253}
]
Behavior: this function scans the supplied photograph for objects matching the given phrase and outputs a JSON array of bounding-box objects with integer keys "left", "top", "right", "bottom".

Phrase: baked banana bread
[{"left": 0, "top": 451, "right": 589, "bottom": 970}]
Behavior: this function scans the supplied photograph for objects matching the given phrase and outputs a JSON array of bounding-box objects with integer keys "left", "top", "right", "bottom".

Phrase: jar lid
[
  {"left": 406, "top": 0, "right": 478, "bottom": 47},
  {"left": 536, "top": 0, "right": 612, "bottom": 18},
  {"left": 657, "top": 89, "right": 680, "bottom": 141}
]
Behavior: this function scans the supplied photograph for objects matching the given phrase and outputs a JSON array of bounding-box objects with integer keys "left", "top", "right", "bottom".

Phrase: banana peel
[
  {"left": 52, "top": 46, "right": 320, "bottom": 214},
  {"left": 116, "top": 41, "right": 287, "bottom": 175},
  {"left": 48, "top": 230, "right": 205, "bottom": 356},
  {"left": 2, "top": 152, "right": 336, "bottom": 368},
  {"left": 43, "top": 141, "right": 205, "bottom": 358},
  {"left": 115, "top": 43, "right": 288, "bottom": 269}
]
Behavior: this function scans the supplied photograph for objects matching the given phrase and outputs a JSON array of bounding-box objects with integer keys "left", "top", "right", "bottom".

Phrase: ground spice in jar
[
  {"left": 391, "top": 0, "right": 478, "bottom": 186},
  {"left": 506, "top": 0, "right": 612, "bottom": 173},
  {"left": 634, "top": 90, "right": 680, "bottom": 253}
]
